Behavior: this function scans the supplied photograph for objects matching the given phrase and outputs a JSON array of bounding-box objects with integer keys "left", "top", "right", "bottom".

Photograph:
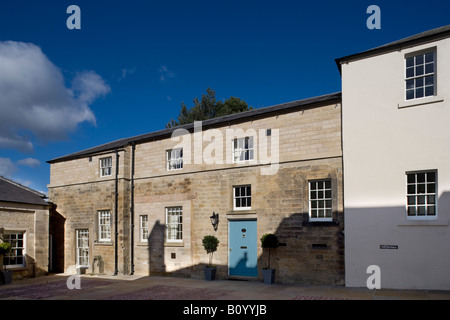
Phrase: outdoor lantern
[{"left": 210, "top": 212, "right": 219, "bottom": 231}]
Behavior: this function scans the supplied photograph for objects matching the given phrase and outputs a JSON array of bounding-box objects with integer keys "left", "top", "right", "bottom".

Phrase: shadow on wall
[
  {"left": 147, "top": 220, "right": 166, "bottom": 276},
  {"left": 144, "top": 210, "right": 345, "bottom": 285},
  {"left": 344, "top": 191, "right": 450, "bottom": 290},
  {"left": 49, "top": 203, "right": 65, "bottom": 273},
  {"left": 259, "top": 211, "right": 345, "bottom": 285},
  {"left": 5, "top": 255, "right": 48, "bottom": 281}
]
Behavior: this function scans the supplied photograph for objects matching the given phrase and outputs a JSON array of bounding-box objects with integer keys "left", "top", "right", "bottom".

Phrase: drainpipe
[
  {"left": 130, "top": 142, "right": 136, "bottom": 275},
  {"left": 113, "top": 149, "right": 119, "bottom": 276}
]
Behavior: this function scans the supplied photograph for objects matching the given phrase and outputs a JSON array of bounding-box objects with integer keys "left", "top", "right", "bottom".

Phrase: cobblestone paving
[
  {"left": 0, "top": 278, "right": 117, "bottom": 300},
  {"left": 1, "top": 275, "right": 450, "bottom": 300},
  {"left": 105, "top": 284, "right": 233, "bottom": 300}
]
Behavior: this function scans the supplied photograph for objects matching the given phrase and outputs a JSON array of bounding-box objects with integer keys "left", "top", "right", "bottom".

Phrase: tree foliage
[{"left": 166, "top": 88, "right": 252, "bottom": 128}]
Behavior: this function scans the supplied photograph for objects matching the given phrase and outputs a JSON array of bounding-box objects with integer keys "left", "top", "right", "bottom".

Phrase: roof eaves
[{"left": 335, "top": 25, "right": 450, "bottom": 73}]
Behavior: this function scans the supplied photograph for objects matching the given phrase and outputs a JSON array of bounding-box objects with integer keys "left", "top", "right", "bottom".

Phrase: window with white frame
[
  {"left": 166, "top": 207, "right": 182, "bottom": 242},
  {"left": 406, "top": 171, "right": 437, "bottom": 219},
  {"left": 100, "top": 157, "right": 112, "bottom": 177},
  {"left": 405, "top": 50, "right": 436, "bottom": 100},
  {"left": 233, "top": 185, "right": 252, "bottom": 210},
  {"left": 166, "top": 148, "right": 183, "bottom": 171},
  {"left": 2, "top": 232, "right": 25, "bottom": 267},
  {"left": 309, "top": 180, "right": 332, "bottom": 221},
  {"left": 98, "top": 210, "right": 111, "bottom": 241},
  {"left": 140, "top": 215, "right": 149, "bottom": 242},
  {"left": 233, "top": 137, "right": 254, "bottom": 163},
  {"left": 76, "top": 229, "right": 89, "bottom": 267}
]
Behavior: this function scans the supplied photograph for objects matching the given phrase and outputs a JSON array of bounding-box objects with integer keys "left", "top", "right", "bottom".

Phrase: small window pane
[
  {"left": 417, "top": 173, "right": 425, "bottom": 183},
  {"left": 427, "top": 172, "right": 436, "bottom": 182},
  {"left": 417, "top": 184, "right": 426, "bottom": 194},
  {"left": 416, "top": 88, "right": 424, "bottom": 98},
  {"left": 406, "top": 68, "right": 414, "bottom": 78},
  {"left": 425, "top": 76, "right": 434, "bottom": 86},
  {"left": 428, "top": 206, "right": 436, "bottom": 216},
  {"left": 425, "top": 63, "right": 434, "bottom": 74},
  {"left": 415, "top": 77, "right": 424, "bottom": 88},
  {"left": 417, "top": 195, "right": 426, "bottom": 205},
  {"left": 406, "top": 57, "right": 415, "bottom": 67},
  {"left": 425, "top": 86, "right": 434, "bottom": 97},
  {"left": 406, "top": 79, "right": 415, "bottom": 89},
  {"left": 417, "top": 206, "right": 426, "bottom": 216},
  {"left": 416, "top": 55, "right": 424, "bottom": 65},
  {"left": 406, "top": 90, "right": 414, "bottom": 100},
  {"left": 425, "top": 52, "right": 434, "bottom": 63}
]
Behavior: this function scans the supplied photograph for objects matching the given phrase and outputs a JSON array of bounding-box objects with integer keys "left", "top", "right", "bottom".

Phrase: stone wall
[{"left": 0, "top": 202, "right": 49, "bottom": 279}]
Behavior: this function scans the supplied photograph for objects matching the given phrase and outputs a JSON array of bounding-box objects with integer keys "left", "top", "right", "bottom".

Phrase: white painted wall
[{"left": 341, "top": 37, "right": 450, "bottom": 290}]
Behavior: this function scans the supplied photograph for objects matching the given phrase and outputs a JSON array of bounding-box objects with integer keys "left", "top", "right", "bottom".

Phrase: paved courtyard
[{"left": 1, "top": 274, "right": 450, "bottom": 301}]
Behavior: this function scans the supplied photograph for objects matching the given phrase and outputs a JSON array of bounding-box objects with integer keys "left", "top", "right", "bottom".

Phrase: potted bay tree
[
  {"left": 202, "top": 235, "right": 219, "bottom": 281},
  {"left": 261, "top": 233, "right": 278, "bottom": 284}
]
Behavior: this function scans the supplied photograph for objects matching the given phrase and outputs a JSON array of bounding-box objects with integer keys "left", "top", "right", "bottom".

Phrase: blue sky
[{"left": 0, "top": 0, "right": 449, "bottom": 194}]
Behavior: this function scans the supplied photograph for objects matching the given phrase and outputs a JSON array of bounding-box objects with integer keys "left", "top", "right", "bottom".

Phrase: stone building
[
  {"left": 47, "top": 92, "right": 344, "bottom": 284},
  {"left": 0, "top": 176, "right": 50, "bottom": 280}
]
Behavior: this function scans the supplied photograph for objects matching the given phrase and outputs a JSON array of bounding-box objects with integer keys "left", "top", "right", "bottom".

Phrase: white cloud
[
  {"left": 0, "top": 41, "right": 111, "bottom": 152},
  {"left": 0, "top": 157, "right": 16, "bottom": 178},
  {"left": 17, "top": 157, "right": 41, "bottom": 168},
  {"left": 159, "top": 65, "right": 175, "bottom": 83}
]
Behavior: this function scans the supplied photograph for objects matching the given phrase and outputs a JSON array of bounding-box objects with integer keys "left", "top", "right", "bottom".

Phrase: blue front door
[{"left": 228, "top": 220, "right": 258, "bottom": 277}]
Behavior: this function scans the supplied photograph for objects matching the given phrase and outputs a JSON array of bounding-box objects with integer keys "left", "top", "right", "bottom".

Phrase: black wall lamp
[{"left": 210, "top": 212, "right": 219, "bottom": 231}]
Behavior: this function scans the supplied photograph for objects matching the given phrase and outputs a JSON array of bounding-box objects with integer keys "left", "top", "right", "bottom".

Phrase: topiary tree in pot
[
  {"left": 260, "top": 233, "right": 278, "bottom": 284},
  {"left": 202, "top": 235, "right": 219, "bottom": 281}
]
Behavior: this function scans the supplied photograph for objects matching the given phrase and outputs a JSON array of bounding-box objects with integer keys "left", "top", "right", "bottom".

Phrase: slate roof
[
  {"left": 335, "top": 24, "right": 450, "bottom": 72},
  {"left": 47, "top": 91, "right": 342, "bottom": 164},
  {"left": 0, "top": 176, "right": 49, "bottom": 206}
]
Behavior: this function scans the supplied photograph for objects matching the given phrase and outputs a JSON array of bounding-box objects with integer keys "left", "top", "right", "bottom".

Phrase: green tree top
[{"left": 166, "top": 88, "right": 252, "bottom": 128}]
